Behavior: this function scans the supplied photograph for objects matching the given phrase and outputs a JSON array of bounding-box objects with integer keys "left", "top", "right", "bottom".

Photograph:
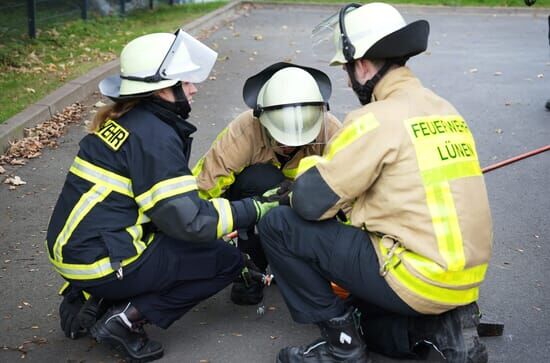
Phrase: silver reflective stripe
[
  {"left": 54, "top": 259, "right": 113, "bottom": 277},
  {"left": 71, "top": 158, "right": 132, "bottom": 196},
  {"left": 54, "top": 185, "right": 110, "bottom": 261},
  {"left": 127, "top": 225, "right": 146, "bottom": 253},
  {"left": 212, "top": 198, "right": 232, "bottom": 237},
  {"left": 136, "top": 177, "right": 196, "bottom": 211}
]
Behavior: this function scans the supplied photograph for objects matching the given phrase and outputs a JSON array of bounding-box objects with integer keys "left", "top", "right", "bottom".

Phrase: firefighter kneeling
[
  {"left": 48, "top": 30, "right": 277, "bottom": 361},
  {"left": 259, "top": 3, "right": 492, "bottom": 363}
]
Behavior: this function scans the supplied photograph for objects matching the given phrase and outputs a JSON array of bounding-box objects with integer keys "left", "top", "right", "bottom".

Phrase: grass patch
[{"left": 0, "top": 1, "right": 227, "bottom": 123}]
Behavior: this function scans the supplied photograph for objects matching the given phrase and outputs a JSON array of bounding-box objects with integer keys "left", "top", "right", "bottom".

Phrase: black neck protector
[{"left": 345, "top": 61, "right": 393, "bottom": 105}]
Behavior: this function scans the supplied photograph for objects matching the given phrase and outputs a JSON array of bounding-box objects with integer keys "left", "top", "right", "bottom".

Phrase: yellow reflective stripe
[
  {"left": 296, "top": 155, "right": 324, "bottom": 176},
  {"left": 48, "top": 251, "right": 141, "bottom": 280},
  {"left": 325, "top": 113, "right": 379, "bottom": 160},
  {"left": 211, "top": 198, "right": 234, "bottom": 238},
  {"left": 203, "top": 172, "right": 237, "bottom": 199},
  {"left": 425, "top": 182, "right": 465, "bottom": 271},
  {"left": 421, "top": 160, "right": 481, "bottom": 186},
  {"left": 58, "top": 281, "right": 70, "bottom": 295},
  {"left": 401, "top": 251, "right": 488, "bottom": 287},
  {"left": 282, "top": 167, "right": 298, "bottom": 179},
  {"left": 136, "top": 175, "right": 197, "bottom": 212},
  {"left": 388, "top": 262, "right": 479, "bottom": 305},
  {"left": 70, "top": 157, "right": 133, "bottom": 197},
  {"left": 54, "top": 185, "right": 111, "bottom": 261}
]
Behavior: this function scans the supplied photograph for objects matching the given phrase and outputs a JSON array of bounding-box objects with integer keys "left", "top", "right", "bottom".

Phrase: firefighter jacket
[
  {"left": 46, "top": 101, "right": 258, "bottom": 286},
  {"left": 192, "top": 110, "right": 341, "bottom": 199},
  {"left": 292, "top": 67, "right": 493, "bottom": 314}
]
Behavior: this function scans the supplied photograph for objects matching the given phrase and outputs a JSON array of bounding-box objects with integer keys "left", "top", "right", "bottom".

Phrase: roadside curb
[{"left": 0, "top": 0, "right": 245, "bottom": 153}]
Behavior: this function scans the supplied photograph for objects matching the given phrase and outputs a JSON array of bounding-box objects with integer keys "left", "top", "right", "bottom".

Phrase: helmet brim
[
  {"left": 365, "top": 20, "right": 430, "bottom": 60},
  {"left": 242, "top": 62, "right": 332, "bottom": 109}
]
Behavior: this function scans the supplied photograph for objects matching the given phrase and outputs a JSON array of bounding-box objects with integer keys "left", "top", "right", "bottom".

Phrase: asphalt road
[{"left": 0, "top": 3, "right": 548, "bottom": 363}]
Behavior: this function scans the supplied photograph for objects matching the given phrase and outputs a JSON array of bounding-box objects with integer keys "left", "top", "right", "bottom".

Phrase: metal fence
[{"left": 0, "top": 0, "right": 201, "bottom": 39}]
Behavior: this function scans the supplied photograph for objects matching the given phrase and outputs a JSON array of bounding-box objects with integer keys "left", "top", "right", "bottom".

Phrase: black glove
[
  {"left": 240, "top": 253, "right": 264, "bottom": 287},
  {"left": 261, "top": 180, "right": 293, "bottom": 206},
  {"left": 59, "top": 286, "right": 87, "bottom": 339}
]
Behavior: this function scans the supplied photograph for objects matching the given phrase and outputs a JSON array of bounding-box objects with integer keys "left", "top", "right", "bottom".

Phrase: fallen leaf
[
  {"left": 254, "top": 34, "right": 263, "bottom": 41},
  {"left": 22, "top": 301, "right": 31, "bottom": 307},
  {"left": 295, "top": 50, "right": 301, "bottom": 54},
  {"left": 270, "top": 335, "right": 278, "bottom": 340},
  {"left": 504, "top": 101, "right": 511, "bottom": 106},
  {"left": 249, "top": 57, "right": 255, "bottom": 61},
  {"left": 534, "top": 234, "right": 540, "bottom": 239},
  {"left": 268, "top": 306, "right": 277, "bottom": 311},
  {"left": 494, "top": 71, "right": 502, "bottom": 76},
  {"left": 200, "top": 360, "right": 209, "bottom": 363},
  {"left": 495, "top": 128, "right": 503, "bottom": 134},
  {"left": 208, "top": 76, "right": 217, "bottom": 80},
  {"left": 537, "top": 73, "right": 544, "bottom": 78},
  {"left": 94, "top": 101, "right": 106, "bottom": 108},
  {"left": 31, "top": 326, "right": 39, "bottom": 329},
  {"left": 231, "top": 333, "right": 243, "bottom": 337},
  {"left": 469, "top": 68, "right": 478, "bottom": 73},
  {"left": 25, "top": 88, "right": 36, "bottom": 94},
  {"left": 4, "top": 176, "right": 26, "bottom": 186},
  {"left": 0, "top": 166, "right": 5, "bottom": 174}
]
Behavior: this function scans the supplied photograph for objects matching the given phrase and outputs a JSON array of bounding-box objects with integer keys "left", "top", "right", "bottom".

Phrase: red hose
[{"left": 482, "top": 144, "right": 550, "bottom": 174}]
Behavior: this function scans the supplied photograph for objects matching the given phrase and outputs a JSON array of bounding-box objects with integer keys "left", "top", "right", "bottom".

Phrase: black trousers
[
  {"left": 258, "top": 206, "right": 422, "bottom": 357},
  {"left": 80, "top": 236, "right": 243, "bottom": 329},
  {"left": 224, "top": 163, "right": 285, "bottom": 271}
]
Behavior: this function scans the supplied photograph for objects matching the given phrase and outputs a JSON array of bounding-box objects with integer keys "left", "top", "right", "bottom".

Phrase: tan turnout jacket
[
  {"left": 193, "top": 110, "right": 341, "bottom": 198},
  {"left": 292, "top": 67, "right": 493, "bottom": 314}
]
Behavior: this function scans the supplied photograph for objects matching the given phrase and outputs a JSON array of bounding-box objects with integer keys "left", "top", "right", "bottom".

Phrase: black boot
[
  {"left": 409, "top": 302, "right": 488, "bottom": 363},
  {"left": 546, "top": 99, "right": 550, "bottom": 111},
  {"left": 90, "top": 303, "right": 164, "bottom": 362},
  {"left": 230, "top": 277, "right": 264, "bottom": 305},
  {"left": 277, "top": 307, "right": 370, "bottom": 363}
]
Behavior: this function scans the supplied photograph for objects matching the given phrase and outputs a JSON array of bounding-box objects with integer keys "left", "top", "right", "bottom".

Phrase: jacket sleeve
[
  {"left": 192, "top": 112, "right": 257, "bottom": 199},
  {"left": 127, "top": 128, "right": 257, "bottom": 242},
  {"left": 291, "top": 111, "right": 398, "bottom": 221}
]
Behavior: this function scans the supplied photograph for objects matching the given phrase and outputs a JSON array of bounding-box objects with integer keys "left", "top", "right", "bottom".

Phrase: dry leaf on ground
[
  {"left": 0, "top": 103, "right": 84, "bottom": 166},
  {"left": 4, "top": 176, "right": 26, "bottom": 186},
  {"left": 0, "top": 166, "right": 5, "bottom": 174}
]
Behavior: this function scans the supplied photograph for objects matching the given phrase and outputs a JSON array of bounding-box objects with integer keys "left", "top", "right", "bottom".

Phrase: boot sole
[{"left": 90, "top": 325, "right": 164, "bottom": 362}]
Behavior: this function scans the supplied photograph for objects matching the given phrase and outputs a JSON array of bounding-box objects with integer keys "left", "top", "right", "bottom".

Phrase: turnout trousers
[
  {"left": 258, "top": 206, "right": 423, "bottom": 357},
  {"left": 74, "top": 235, "right": 243, "bottom": 329},
  {"left": 224, "top": 163, "right": 285, "bottom": 271}
]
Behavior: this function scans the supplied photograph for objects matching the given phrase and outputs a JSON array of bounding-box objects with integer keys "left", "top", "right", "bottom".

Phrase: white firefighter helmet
[
  {"left": 256, "top": 67, "right": 326, "bottom": 146},
  {"left": 312, "top": 2, "right": 429, "bottom": 66},
  {"left": 99, "top": 29, "right": 217, "bottom": 100}
]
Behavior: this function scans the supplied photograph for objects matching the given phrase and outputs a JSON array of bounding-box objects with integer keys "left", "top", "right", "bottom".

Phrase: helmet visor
[
  {"left": 260, "top": 104, "right": 327, "bottom": 147},
  {"left": 311, "top": 11, "right": 340, "bottom": 63},
  {"left": 160, "top": 29, "right": 218, "bottom": 83}
]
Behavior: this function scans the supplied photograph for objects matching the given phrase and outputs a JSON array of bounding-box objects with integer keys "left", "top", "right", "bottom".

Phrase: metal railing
[{"left": 0, "top": 0, "right": 198, "bottom": 39}]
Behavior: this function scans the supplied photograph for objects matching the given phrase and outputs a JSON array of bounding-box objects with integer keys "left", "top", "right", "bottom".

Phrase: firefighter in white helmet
[
  {"left": 193, "top": 62, "right": 341, "bottom": 305},
  {"left": 258, "top": 3, "right": 492, "bottom": 363},
  {"left": 47, "top": 30, "right": 278, "bottom": 361}
]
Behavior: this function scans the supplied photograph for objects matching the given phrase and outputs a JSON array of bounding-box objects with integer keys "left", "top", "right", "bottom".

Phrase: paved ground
[{"left": 0, "top": 3, "right": 549, "bottom": 363}]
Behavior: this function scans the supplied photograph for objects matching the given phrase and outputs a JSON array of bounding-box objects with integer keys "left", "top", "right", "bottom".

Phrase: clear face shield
[
  {"left": 311, "top": 11, "right": 341, "bottom": 63},
  {"left": 311, "top": 4, "right": 361, "bottom": 64},
  {"left": 121, "top": 28, "right": 217, "bottom": 84},
  {"left": 259, "top": 103, "right": 329, "bottom": 148}
]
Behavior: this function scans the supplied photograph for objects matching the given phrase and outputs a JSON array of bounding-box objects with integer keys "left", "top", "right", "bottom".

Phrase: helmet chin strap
[{"left": 345, "top": 61, "right": 393, "bottom": 105}]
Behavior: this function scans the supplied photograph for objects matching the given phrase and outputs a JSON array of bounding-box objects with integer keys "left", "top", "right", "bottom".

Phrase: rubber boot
[
  {"left": 230, "top": 277, "right": 264, "bottom": 305},
  {"left": 277, "top": 307, "right": 370, "bottom": 363},
  {"left": 90, "top": 303, "right": 164, "bottom": 362},
  {"left": 409, "top": 302, "right": 488, "bottom": 363}
]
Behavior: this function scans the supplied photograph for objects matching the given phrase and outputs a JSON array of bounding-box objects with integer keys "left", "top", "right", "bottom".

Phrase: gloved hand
[
  {"left": 261, "top": 180, "right": 293, "bottom": 206},
  {"left": 59, "top": 286, "right": 87, "bottom": 339},
  {"left": 240, "top": 253, "right": 264, "bottom": 287},
  {"left": 252, "top": 196, "right": 279, "bottom": 221}
]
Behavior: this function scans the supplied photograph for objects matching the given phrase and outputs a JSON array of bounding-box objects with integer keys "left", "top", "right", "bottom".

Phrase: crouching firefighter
[
  {"left": 193, "top": 62, "right": 341, "bottom": 305},
  {"left": 46, "top": 30, "right": 277, "bottom": 361},
  {"left": 258, "top": 3, "right": 493, "bottom": 363}
]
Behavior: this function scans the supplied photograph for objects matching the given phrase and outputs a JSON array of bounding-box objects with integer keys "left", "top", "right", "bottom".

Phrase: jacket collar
[{"left": 372, "top": 66, "right": 423, "bottom": 102}]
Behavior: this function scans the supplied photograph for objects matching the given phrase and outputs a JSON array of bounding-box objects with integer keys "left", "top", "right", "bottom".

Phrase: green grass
[{"left": 0, "top": 1, "right": 227, "bottom": 123}]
